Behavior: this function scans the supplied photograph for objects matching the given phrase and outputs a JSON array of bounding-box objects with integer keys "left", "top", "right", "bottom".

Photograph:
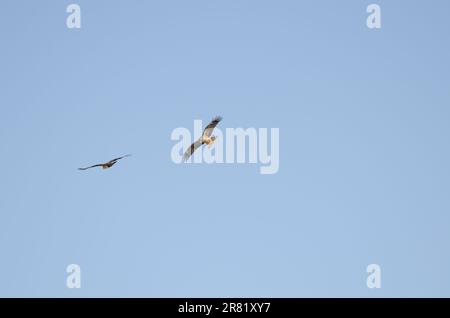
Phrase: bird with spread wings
[
  {"left": 78, "top": 155, "right": 131, "bottom": 171},
  {"left": 183, "top": 116, "right": 222, "bottom": 161}
]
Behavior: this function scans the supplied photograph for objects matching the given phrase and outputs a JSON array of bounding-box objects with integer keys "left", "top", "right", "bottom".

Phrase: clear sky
[{"left": 1, "top": 0, "right": 450, "bottom": 297}]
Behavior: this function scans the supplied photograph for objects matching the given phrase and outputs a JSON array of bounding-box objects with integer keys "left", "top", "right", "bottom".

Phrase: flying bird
[
  {"left": 183, "top": 116, "right": 222, "bottom": 161},
  {"left": 78, "top": 155, "right": 131, "bottom": 171}
]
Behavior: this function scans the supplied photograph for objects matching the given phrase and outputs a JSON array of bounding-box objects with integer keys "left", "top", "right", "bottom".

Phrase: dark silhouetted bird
[{"left": 78, "top": 155, "right": 131, "bottom": 171}]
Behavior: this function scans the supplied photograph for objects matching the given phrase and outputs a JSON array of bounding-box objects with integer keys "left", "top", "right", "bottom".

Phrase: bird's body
[
  {"left": 100, "top": 162, "right": 116, "bottom": 169},
  {"left": 183, "top": 116, "right": 222, "bottom": 161},
  {"left": 78, "top": 155, "right": 131, "bottom": 171},
  {"left": 202, "top": 135, "right": 216, "bottom": 147}
]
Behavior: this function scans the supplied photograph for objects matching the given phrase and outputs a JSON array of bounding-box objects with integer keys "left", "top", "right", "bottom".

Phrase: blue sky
[{"left": 1, "top": 0, "right": 450, "bottom": 297}]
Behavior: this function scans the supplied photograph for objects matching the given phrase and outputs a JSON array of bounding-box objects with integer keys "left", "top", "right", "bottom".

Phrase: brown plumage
[
  {"left": 183, "top": 116, "right": 222, "bottom": 161},
  {"left": 78, "top": 155, "right": 131, "bottom": 171}
]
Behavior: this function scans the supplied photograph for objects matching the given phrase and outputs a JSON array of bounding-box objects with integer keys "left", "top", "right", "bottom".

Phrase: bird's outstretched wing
[
  {"left": 203, "top": 116, "right": 222, "bottom": 137},
  {"left": 78, "top": 154, "right": 131, "bottom": 171},
  {"left": 78, "top": 164, "right": 103, "bottom": 171},
  {"left": 183, "top": 139, "right": 203, "bottom": 161},
  {"left": 109, "top": 154, "right": 132, "bottom": 163}
]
